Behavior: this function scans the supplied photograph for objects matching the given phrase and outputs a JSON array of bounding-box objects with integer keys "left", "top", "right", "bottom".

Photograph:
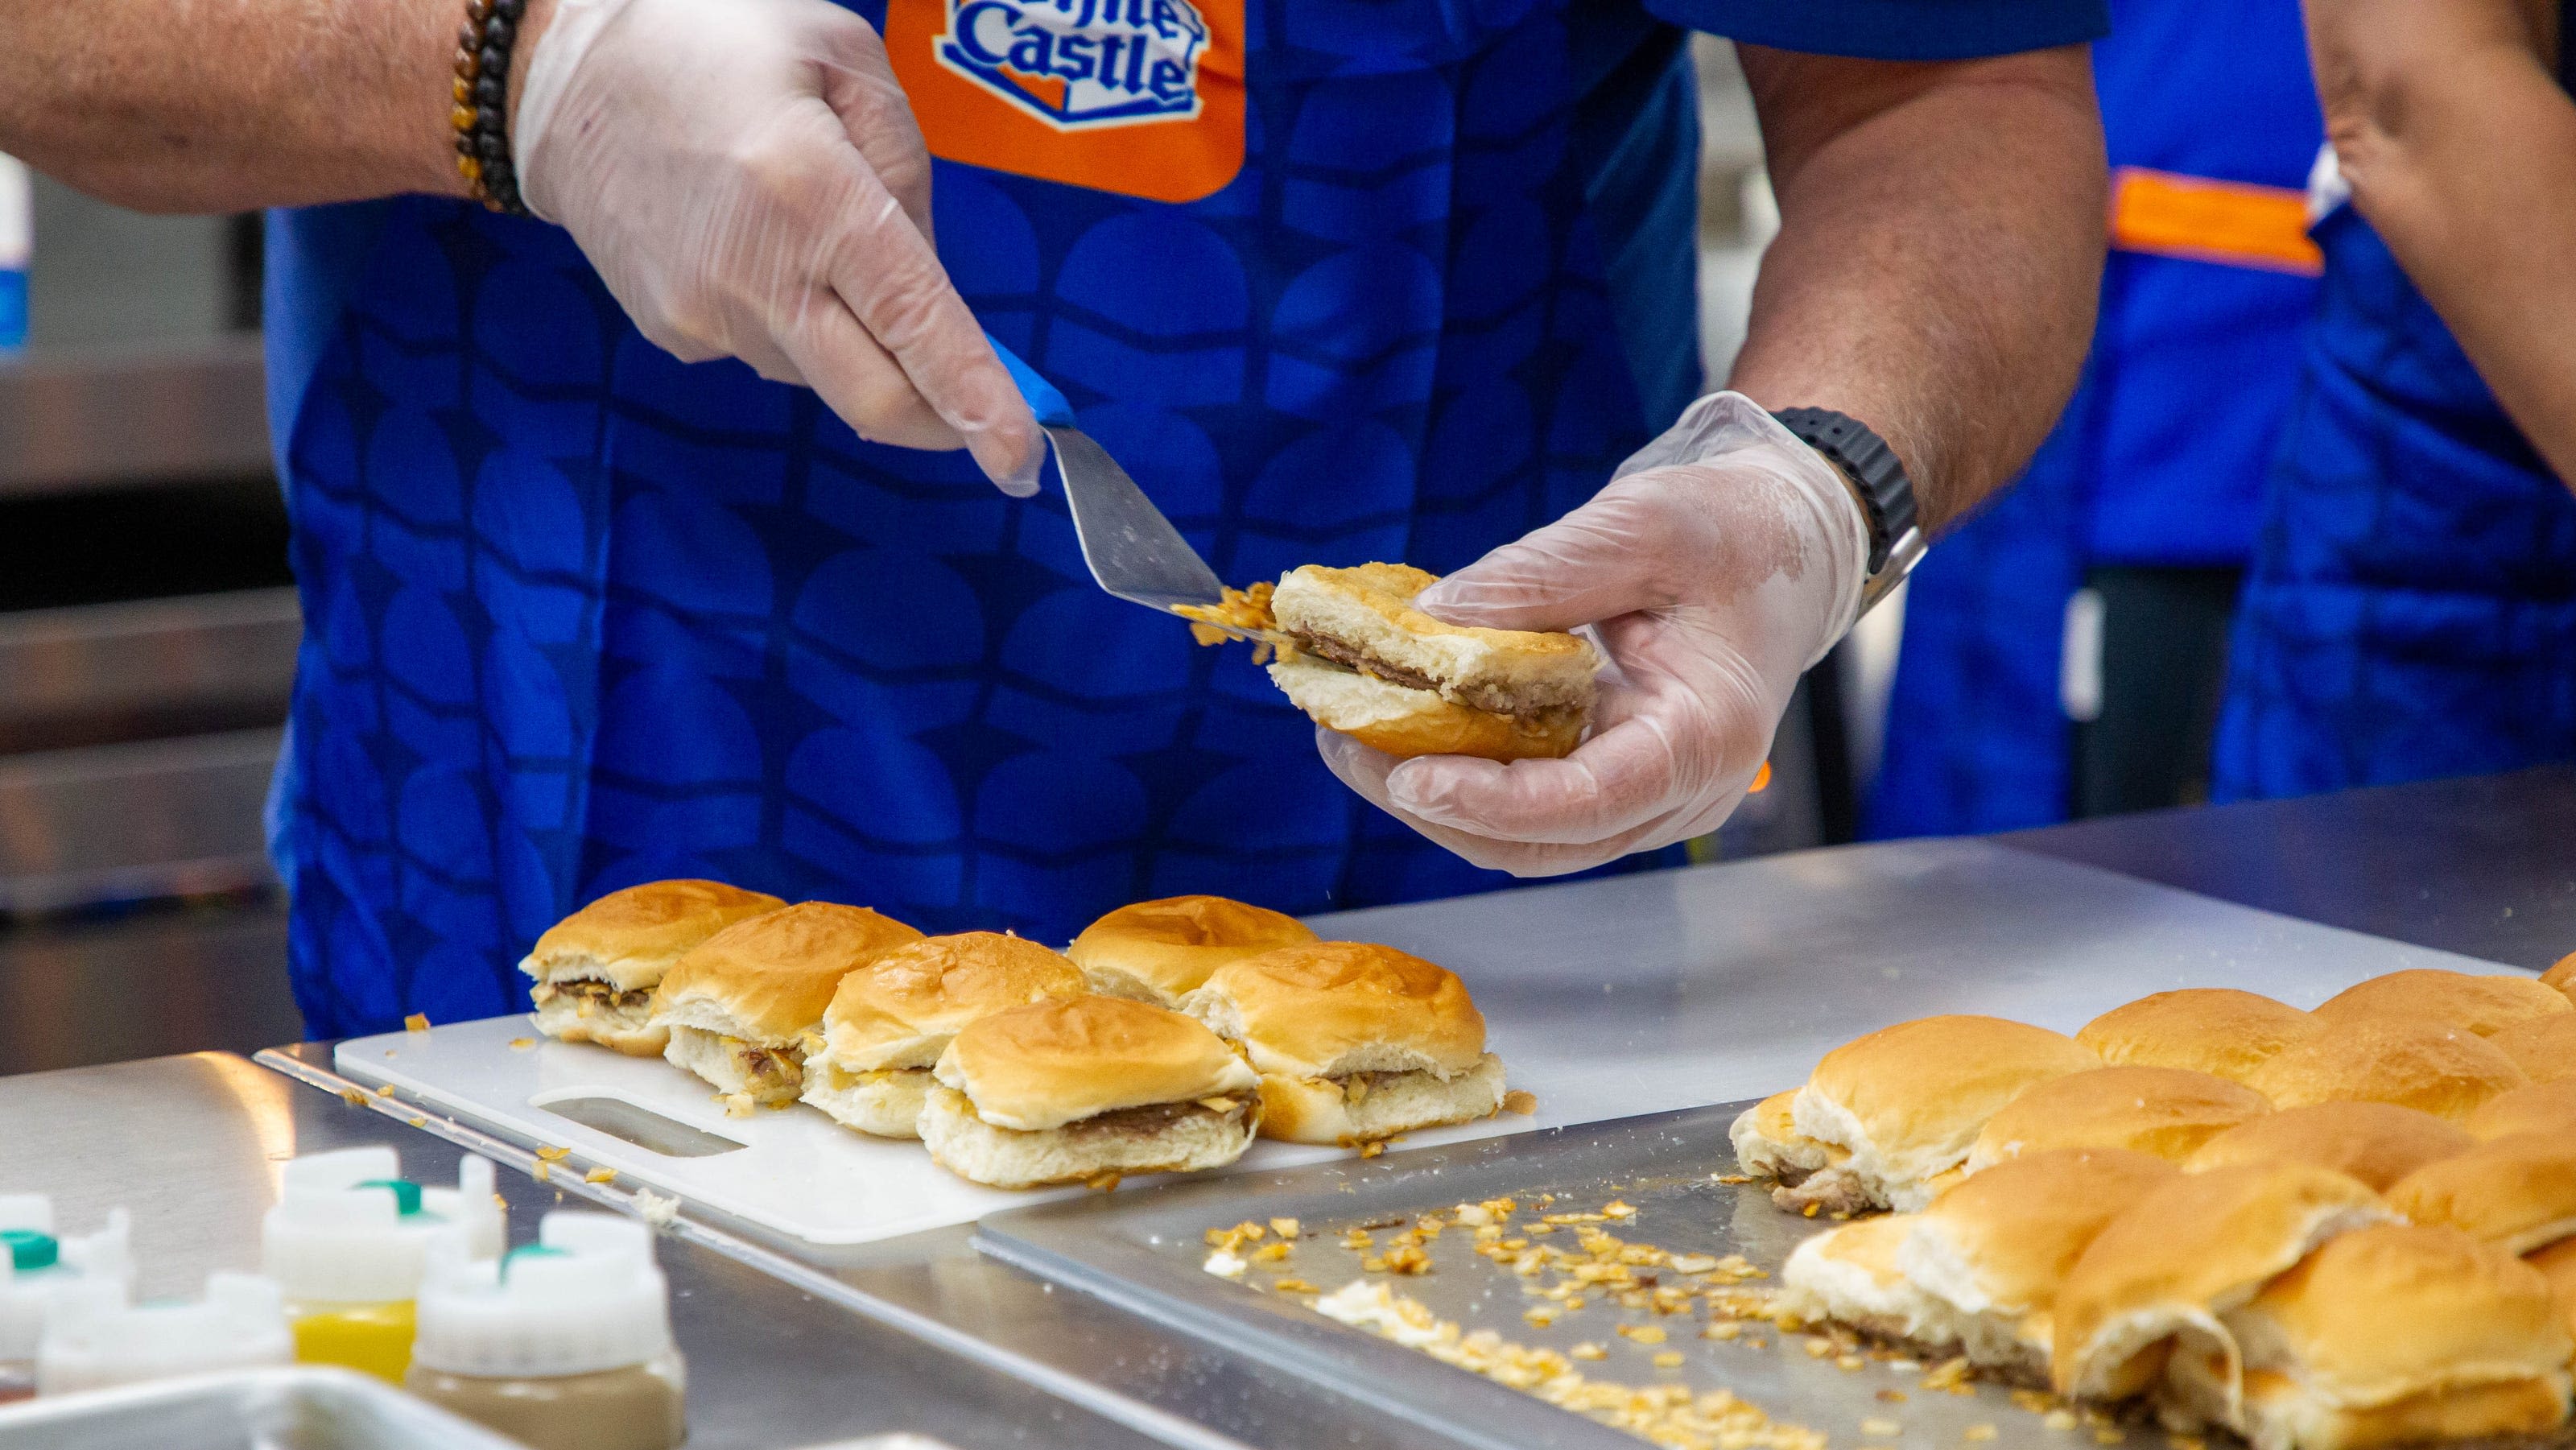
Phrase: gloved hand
[
  {"left": 514, "top": 0, "right": 1043, "bottom": 495},
  {"left": 1317, "top": 392, "right": 1872, "bottom": 874}
]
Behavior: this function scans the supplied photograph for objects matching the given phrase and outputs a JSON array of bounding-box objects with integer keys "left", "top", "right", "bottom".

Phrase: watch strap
[{"left": 1769, "top": 407, "right": 1919, "bottom": 576}]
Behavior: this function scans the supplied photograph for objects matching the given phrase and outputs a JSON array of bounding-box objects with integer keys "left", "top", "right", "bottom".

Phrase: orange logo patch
[{"left": 887, "top": 0, "right": 1245, "bottom": 204}]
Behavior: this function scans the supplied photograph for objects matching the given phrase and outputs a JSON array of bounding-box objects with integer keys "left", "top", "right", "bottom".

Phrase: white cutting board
[{"left": 335, "top": 838, "right": 2520, "bottom": 1250}]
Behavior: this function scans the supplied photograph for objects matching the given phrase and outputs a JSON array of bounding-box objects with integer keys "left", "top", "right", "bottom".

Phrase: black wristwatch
[{"left": 1771, "top": 407, "right": 1926, "bottom": 614}]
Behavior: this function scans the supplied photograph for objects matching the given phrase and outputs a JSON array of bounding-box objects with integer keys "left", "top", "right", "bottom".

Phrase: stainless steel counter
[{"left": 0, "top": 1053, "right": 1184, "bottom": 1450}]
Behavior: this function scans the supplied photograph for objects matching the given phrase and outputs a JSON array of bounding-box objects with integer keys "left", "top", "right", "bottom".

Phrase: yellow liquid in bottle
[{"left": 289, "top": 1299, "right": 418, "bottom": 1382}]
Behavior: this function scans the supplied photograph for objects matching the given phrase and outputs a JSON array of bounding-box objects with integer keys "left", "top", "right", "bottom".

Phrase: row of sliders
[
  {"left": 517, "top": 882, "right": 1520, "bottom": 1188},
  {"left": 1731, "top": 966, "right": 2576, "bottom": 1450}
]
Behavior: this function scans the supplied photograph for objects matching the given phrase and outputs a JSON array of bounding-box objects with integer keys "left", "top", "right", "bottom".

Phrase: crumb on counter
[
  {"left": 339, "top": 1089, "right": 369, "bottom": 1107},
  {"left": 1502, "top": 1090, "right": 1538, "bottom": 1115},
  {"left": 585, "top": 1167, "right": 617, "bottom": 1185},
  {"left": 1087, "top": 1172, "right": 1123, "bottom": 1193},
  {"left": 1863, "top": 1419, "right": 1904, "bottom": 1437},
  {"left": 1966, "top": 1424, "right": 1998, "bottom": 1442},
  {"left": 508, "top": 1037, "right": 537, "bottom": 1050},
  {"left": 404, "top": 1013, "right": 431, "bottom": 1032},
  {"left": 1203, "top": 1250, "right": 1249, "bottom": 1280},
  {"left": 2044, "top": 1411, "right": 2079, "bottom": 1431},
  {"left": 1652, "top": 1351, "right": 1684, "bottom": 1369},
  {"left": 633, "top": 1188, "right": 679, "bottom": 1228},
  {"left": 1269, "top": 1217, "right": 1301, "bottom": 1239},
  {"left": 720, "top": 1092, "right": 756, "bottom": 1119},
  {"left": 535, "top": 1146, "right": 572, "bottom": 1162}
]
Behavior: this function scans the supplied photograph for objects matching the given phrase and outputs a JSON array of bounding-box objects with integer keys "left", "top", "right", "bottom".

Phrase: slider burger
[
  {"left": 1728, "top": 1089, "right": 1847, "bottom": 1186},
  {"left": 921, "top": 996, "right": 1260, "bottom": 1189},
  {"left": 2314, "top": 967, "right": 2572, "bottom": 1038},
  {"left": 799, "top": 932, "right": 1088, "bottom": 1138},
  {"left": 1964, "top": 1065, "right": 2272, "bottom": 1172},
  {"left": 1768, "top": 1014, "right": 2102, "bottom": 1214},
  {"left": 1179, "top": 941, "right": 1505, "bottom": 1144},
  {"left": 2076, "top": 988, "right": 2319, "bottom": 1087},
  {"left": 2490, "top": 1014, "right": 2576, "bottom": 1085},
  {"left": 2051, "top": 1163, "right": 2394, "bottom": 1407},
  {"left": 648, "top": 902, "right": 923, "bottom": 1106},
  {"left": 1895, "top": 1148, "right": 2181, "bottom": 1376},
  {"left": 2246, "top": 1015, "right": 2530, "bottom": 1122},
  {"left": 2467, "top": 1077, "right": 2576, "bottom": 1142},
  {"left": 2386, "top": 1133, "right": 2576, "bottom": 1255},
  {"left": 1065, "top": 894, "right": 1317, "bottom": 1006},
  {"left": 1262, "top": 564, "right": 1599, "bottom": 762},
  {"left": 518, "top": 879, "right": 785, "bottom": 1055},
  {"left": 2183, "top": 1102, "right": 2474, "bottom": 1192},
  {"left": 1778, "top": 1214, "right": 1967, "bottom": 1355},
  {"left": 2178, "top": 1225, "right": 2574, "bottom": 1450}
]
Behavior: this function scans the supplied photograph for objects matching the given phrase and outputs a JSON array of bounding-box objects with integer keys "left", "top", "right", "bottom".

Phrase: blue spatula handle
[{"left": 986, "top": 333, "right": 1075, "bottom": 429}]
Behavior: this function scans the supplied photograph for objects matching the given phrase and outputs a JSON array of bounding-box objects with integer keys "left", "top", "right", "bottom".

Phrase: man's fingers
[
  {"left": 820, "top": 157, "right": 1045, "bottom": 494},
  {"left": 815, "top": 34, "right": 938, "bottom": 247},
  {"left": 783, "top": 298, "right": 963, "bottom": 451}
]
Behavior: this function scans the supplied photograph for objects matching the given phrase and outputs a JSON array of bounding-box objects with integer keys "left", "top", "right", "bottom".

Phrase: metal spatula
[{"left": 989, "top": 337, "right": 1282, "bottom": 642}]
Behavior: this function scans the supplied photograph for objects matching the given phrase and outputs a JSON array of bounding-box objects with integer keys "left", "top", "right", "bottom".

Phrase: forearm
[
  {"left": 0, "top": 0, "right": 555, "bottom": 213},
  {"left": 2309, "top": 0, "right": 2576, "bottom": 487},
  {"left": 1726, "top": 45, "right": 2106, "bottom": 532}
]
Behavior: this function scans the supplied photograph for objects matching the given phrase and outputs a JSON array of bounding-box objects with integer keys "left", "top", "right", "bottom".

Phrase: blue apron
[
  {"left": 2211, "top": 200, "right": 2576, "bottom": 799},
  {"left": 264, "top": 0, "right": 2106, "bottom": 1035},
  {"left": 1870, "top": 0, "right": 2321, "bottom": 838}
]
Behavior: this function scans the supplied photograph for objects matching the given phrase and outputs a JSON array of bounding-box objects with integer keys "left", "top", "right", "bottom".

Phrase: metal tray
[
  {"left": 975, "top": 1101, "right": 2011, "bottom": 1450},
  {"left": 0, "top": 1366, "right": 527, "bottom": 1450}
]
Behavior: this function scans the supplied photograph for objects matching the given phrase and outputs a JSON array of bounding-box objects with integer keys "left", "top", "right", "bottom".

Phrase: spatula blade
[{"left": 1047, "top": 424, "right": 1230, "bottom": 613}]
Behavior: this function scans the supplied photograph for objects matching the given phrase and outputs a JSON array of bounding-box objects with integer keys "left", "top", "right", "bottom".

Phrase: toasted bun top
[
  {"left": 1065, "top": 896, "right": 1318, "bottom": 998},
  {"left": 522, "top": 879, "right": 786, "bottom": 991},
  {"left": 2388, "top": 1133, "right": 2576, "bottom": 1254},
  {"left": 650, "top": 902, "right": 924, "bottom": 1043},
  {"left": 1187, "top": 941, "right": 1486, "bottom": 1079},
  {"left": 2466, "top": 1078, "right": 2576, "bottom": 1143},
  {"left": 2052, "top": 1163, "right": 2392, "bottom": 1393},
  {"left": 2235, "top": 1224, "right": 2569, "bottom": 1398},
  {"left": 2315, "top": 969, "right": 2573, "bottom": 1037},
  {"left": 2490, "top": 1014, "right": 2576, "bottom": 1086},
  {"left": 1911, "top": 1148, "right": 2178, "bottom": 1313},
  {"left": 1270, "top": 564, "right": 1600, "bottom": 718},
  {"left": 2246, "top": 1016, "right": 2530, "bottom": 1121},
  {"left": 2075, "top": 989, "right": 2318, "bottom": 1084},
  {"left": 1968, "top": 1066, "right": 2273, "bottom": 1168},
  {"left": 2183, "top": 1101, "right": 2474, "bottom": 1192},
  {"left": 817, "top": 933, "right": 1089, "bottom": 1072},
  {"left": 2545, "top": 952, "right": 2576, "bottom": 1002},
  {"left": 1805, "top": 1015, "right": 2101, "bottom": 1167},
  {"left": 932, "top": 996, "right": 1258, "bottom": 1132}
]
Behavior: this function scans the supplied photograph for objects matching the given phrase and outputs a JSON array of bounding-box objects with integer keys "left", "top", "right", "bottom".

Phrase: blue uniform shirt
[{"left": 266, "top": 0, "right": 2103, "bottom": 1035}]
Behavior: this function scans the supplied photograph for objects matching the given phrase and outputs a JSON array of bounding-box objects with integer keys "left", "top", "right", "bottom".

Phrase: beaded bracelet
[{"left": 451, "top": 0, "right": 531, "bottom": 215}]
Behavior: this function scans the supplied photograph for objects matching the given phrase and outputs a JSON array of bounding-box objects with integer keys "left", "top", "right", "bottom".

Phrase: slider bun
[
  {"left": 1792, "top": 1015, "right": 2101, "bottom": 1211},
  {"left": 2468, "top": 1077, "right": 2576, "bottom": 1142},
  {"left": 919, "top": 1086, "right": 1257, "bottom": 1189},
  {"left": 2531, "top": 1238, "right": 2576, "bottom": 1344},
  {"left": 521, "top": 879, "right": 786, "bottom": 992},
  {"left": 1905, "top": 1148, "right": 2181, "bottom": 1320},
  {"left": 2314, "top": 968, "right": 2572, "bottom": 1037},
  {"left": 1268, "top": 655, "right": 1582, "bottom": 762},
  {"left": 1779, "top": 1215, "right": 1968, "bottom": 1353},
  {"left": 2386, "top": 1133, "right": 2576, "bottom": 1255},
  {"left": 1967, "top": 1066, "right": 2272, "bottom": 1171},
  {"left": 2246, "top": 1016, "right": 2529, "bottom": 1122},
  {"left": 2219, "top": 1224, "right": 2573, "bottom": 1448},
  {"left": 2545, "top": 952, "right": 2576, "bottom": 1003},
  {"left": 650, "top": 902, "right": 923, "bottom": 1044},
  {"left": 817, "top": 932, "right": 1087, "bottom": 1072},
  {"left": 2490, "top": 1013, "right": 2576, "bottom": 1084},
  {"left": 2184, "top": 1102, "right": 2473, "bottom": 1192},
  {"left": 932, "top": 996, "right": 1257, "bottom": 1133},
  {"left": 798, "top": 1064, "right": 932, "bottom": 1139},
  {"left": 1732, "top": 1089, "right": 1846, "bottom": 1180},
  {"left": 2076, "top": 989, "right": 2318, "bottom": 1085},
  {"left": 1066, "top": 895, "right": 1317, "bottom": 1003},
  {"left": 1269, "top": 564, "right": 1600, "bottom": 715},
  {"left": 2050, "top": 1163, "right": 2394, "bottom": 1399},
  {"left": 1255, "top": 1055, "right": 1506, "bottom": 1145},
  {"left": 1181, "top": 941, "right": 1486, "bottom": 1080}
]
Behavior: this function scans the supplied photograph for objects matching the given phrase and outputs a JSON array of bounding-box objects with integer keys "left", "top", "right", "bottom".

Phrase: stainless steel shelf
[
  {"left": 0, "top": 336, "right": 271, "bottom": 498},
  {"left": 0, "top": 726, "right": 280, "bottom": 914},
  {"left": 0, "top": 587, "right": 297, "bottom": 753}
]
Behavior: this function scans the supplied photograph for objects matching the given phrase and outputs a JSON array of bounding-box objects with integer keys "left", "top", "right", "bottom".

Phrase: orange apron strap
[{"left": 2109, "top": 166, "right": 2324, "bottom": 275}]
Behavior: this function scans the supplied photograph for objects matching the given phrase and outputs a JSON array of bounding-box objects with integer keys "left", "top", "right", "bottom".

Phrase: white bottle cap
[
  {"left": 262, "top": 1150, "right": 505, "bottom": 1305},
  {"left": 35, "top": 1272, "right": 292, "bottom": 1394},
  {"left": 0, "top": 1207, "right": 134, "bottom": 1363},
  {"left": 411, "top": 1213, "right": 673, "bottom": 1378}
]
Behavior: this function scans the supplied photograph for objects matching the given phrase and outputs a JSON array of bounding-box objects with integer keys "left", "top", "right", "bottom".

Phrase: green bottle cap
[
  {"left": 357, "top": 1179, "right": 423, "bottom": 1216},
  {"left": 502, "top": 1244, "right": 568, "bottom": 1282},
  {"left": 1, "top": 1228, "right": 58, "bottom": 1272}
]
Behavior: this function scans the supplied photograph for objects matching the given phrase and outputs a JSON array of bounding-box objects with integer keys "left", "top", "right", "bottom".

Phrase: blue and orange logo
[{"left": 889, "top": 0, "right": 1243, "bottom": 201}]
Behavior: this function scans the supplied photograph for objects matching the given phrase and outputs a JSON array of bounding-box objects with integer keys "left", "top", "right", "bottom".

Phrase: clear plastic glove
[
  {"left": 1317, "top": 392, "right": 1872, "bottom": 874},
  {"left": 514, "top": 0, "right": 1042, "bottom": 494}
]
